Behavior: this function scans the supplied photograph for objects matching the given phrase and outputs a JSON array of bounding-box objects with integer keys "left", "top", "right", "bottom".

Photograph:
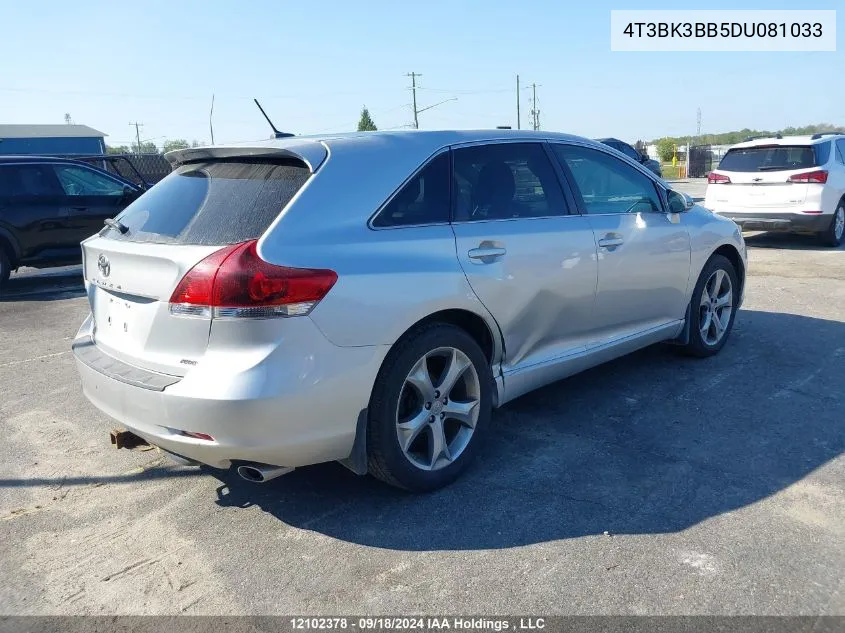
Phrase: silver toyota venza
[{"left": 73, "top": 130, "right": 746, "bottom": 491}]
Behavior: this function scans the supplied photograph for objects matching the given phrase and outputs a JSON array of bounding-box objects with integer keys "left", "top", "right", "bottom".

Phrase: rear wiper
[{"left": 104, "top": 218, "right": 129, "bottom": 234}]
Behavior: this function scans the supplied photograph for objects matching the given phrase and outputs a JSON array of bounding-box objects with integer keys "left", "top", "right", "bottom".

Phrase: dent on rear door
[{"left": 453, "top": 216, "right": 598, "bottom": 370}]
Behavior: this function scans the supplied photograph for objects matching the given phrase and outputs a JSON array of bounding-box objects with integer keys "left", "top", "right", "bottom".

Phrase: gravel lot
[{"left": 1, "top": 227, "right": 843, "bottom": 615}]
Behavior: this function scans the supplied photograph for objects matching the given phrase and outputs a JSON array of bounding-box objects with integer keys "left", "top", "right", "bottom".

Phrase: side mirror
[{"left": 666, "top": 189, "right": 694, "bottom": 215}]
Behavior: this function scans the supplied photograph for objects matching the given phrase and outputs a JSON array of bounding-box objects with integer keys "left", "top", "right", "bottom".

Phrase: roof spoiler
[
  {"left": 164, "top": 143, "right": 328, "bottom": 173},
  {"left": 744, "top": 134, "right": 783, "bottom": 142},
  {"left": 811, "top": 132, "right": 839, "bottom": 140}
]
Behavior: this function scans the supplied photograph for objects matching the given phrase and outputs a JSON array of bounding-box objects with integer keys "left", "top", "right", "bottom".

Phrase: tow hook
[{"left": 109, "top": 428, "right": 148, "bottom": 450}]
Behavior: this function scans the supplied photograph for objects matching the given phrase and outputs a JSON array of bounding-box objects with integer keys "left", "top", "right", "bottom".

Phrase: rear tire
[
  {"left": 682, "top": 254, "right": 739, "bottom": 358},
  {"left": 367, "top": 323, "right": 493, "bottom": 492},
  {"left": 818, "top": 203, "right": 845, "bottom": 247},
  {"left": 0, "top": 250, "right": 11, "bottom": 288}
]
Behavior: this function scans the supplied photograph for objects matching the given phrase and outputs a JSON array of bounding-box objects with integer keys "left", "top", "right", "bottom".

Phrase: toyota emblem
[{"left": 97, "top": 254, "right": 111, "bottom": 277}]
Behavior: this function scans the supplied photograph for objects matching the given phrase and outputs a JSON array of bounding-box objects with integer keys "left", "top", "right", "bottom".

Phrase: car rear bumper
[
  {"left": 72, "top": 314, "right": 389, "bottom": 469},
  {"left": 713, "top": 211, "right": 831, "bottom": 232}
]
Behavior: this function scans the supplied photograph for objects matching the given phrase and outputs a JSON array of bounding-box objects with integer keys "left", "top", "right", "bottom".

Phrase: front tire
[
  {"left": 682, "top": 254, "right": 739, "bottom": 358},
  {"left": 818, "top": 203, "right": 845, "bottom": 247},
  {"left": 367, "top": 323, "right": 493, "bottom": 492}
]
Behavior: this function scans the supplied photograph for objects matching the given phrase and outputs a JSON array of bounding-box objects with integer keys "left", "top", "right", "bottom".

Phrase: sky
[{"left": 0, "top": 0, "right": 842, "bottom": 148}]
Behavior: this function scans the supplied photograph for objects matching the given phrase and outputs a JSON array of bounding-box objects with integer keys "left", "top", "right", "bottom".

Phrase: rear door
[
  {"left": 82, "top": 159, "right": 312, "bottom": 375},
  {"left": 50, "top": 163, "right": 132, "bottom": 241},
  {"left": 551, "top": 143, "right": 691, "bottom": 348},
  {"left": 450, "top": 141, "right": 598, "bottom": 371},
  {"left": 709, "top": 144, "right": 827, "bottom": 210}
]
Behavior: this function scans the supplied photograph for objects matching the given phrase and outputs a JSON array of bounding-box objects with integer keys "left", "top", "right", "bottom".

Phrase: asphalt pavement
[{"left": 0, "top": 238, "right": 843, "bottom": 615}]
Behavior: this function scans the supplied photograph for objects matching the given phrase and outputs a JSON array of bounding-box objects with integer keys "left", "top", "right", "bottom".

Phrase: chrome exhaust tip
[{"left": 236, "top": 464, "right": 294, "bottom": 483}]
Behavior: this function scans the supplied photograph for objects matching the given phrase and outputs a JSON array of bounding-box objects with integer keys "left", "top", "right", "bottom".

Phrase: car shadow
[
  {"left": 744, "top": 231, "right": 842, "bottom": 251},
  {"left": 207, "top": 309, "right": 844, "bottom": 551},
  {"left": 1, "top": 266, "right": 85, "bottom": 302}
]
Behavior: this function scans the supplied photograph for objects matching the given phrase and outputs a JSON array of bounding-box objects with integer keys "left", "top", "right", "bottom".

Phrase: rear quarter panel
[
  {"left": 255, "top": 136, "right": 502, "bottom": 356},
  {"left": 686, "top": 206, "right": 747, "bottom": 297}
]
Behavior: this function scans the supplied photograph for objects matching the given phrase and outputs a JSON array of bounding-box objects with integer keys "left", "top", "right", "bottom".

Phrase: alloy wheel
[
  {"left": 395, "top": 347, "right": 481, "bottom": 471},
  {"left": 699, "top": 269, "right": 733, "bottom": 346},
  {"left": 835, "top": 207, "right": 844, "bottom": 241}
]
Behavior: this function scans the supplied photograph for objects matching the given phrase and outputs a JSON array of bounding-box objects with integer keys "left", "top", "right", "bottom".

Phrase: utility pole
[
  {"left": 129, "top": 122, "right": 144, "bottom": 153},
  {"left": 516, "top": 75, "right": 521, "bottom": 130},
  {"left": 407, "top": 72, "right": 421, "bottom": 129},
  {"left": 696, "top": 107, "right": 702, "bottom": 140},
  {"left": 529, "top": 83, "right": 540, "bottom": 131},
  {"left": 209, "top": 94, "right": 216, "bottom": 145}
]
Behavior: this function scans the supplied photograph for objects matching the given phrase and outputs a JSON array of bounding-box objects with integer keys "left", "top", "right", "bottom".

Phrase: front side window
[
  {"left": 372, "top": 152, "right": 450, "bottom": 227},
  {"left": 452, "top": 142, "right": 566, "bottom": 221},
  {"left": 53, "top": 165, "right": 126, "bottom": 196},
  {"left": 553, "top": 144, "right": 662, "bottom": 214},
  {"left": 0, "top": 164, "right": 64, "bottom": 197}
]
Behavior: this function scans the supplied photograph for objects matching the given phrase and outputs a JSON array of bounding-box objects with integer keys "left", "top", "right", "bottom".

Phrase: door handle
[
  {"left": 468, "top": 246, "right": 506, "bottom": 261},
  {"left": 597, "top": 236, "right": 624, "bottom": 248}
]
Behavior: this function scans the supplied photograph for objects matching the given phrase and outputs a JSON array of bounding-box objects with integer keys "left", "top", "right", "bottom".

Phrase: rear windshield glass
[
  {"left": 718, "top": 144, "right": 827, "bottom": 172},
  {"left": 102, "top": 160, "right": 310, "bottom": 244}
]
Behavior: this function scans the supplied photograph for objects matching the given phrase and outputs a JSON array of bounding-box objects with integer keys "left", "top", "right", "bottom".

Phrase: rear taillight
[
  {"left": 169, "top": 240, "right": 337, "bottom": 319},
  {"left": 787, "top": 170, "right": 828, "bottom": 184},
  {"left": 707, "top": 172, "right": 731, "bottom": 184}
]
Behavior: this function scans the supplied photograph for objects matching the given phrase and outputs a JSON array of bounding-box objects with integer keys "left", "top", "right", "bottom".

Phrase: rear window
[
  {"left": 718, "top": 143, "right": 829, "bottom": 172},
  {"left": 103, "top": 160, "right": 310, "bottom": 244}
]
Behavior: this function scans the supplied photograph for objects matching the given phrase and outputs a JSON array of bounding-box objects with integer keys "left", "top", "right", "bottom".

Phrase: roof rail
[{"left": 811, "top": 132, "right": 840, "bottom": 140}]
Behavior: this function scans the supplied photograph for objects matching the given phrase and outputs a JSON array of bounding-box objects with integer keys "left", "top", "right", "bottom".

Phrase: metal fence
[
  {"left": 58, "top": 153, "right": 172, "bottom": 188},
  {"left": 688, "top": 145, "right": 712, "bottom": 178}
]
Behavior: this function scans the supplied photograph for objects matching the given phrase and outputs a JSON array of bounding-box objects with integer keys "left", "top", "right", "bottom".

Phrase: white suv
[{"left": 704, "top": 134, "right": 845, "bottom": 247}]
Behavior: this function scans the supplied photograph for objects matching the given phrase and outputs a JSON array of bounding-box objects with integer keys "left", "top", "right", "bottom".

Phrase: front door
[
  {"left": 551, "top": 143, "right": 691, "bottom": 348},
  {"left": 450, "top": 142, "right": 598, "bottom": 371},
  {"left": 50, "top": 163, "right": 131, "bottom": 243}
]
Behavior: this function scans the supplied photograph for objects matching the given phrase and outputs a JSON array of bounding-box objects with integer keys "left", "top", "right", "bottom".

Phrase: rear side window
[
  {"left": 104, "top": 160, "right": 310, "bottom": 245},
  {"left": 718, "top": 144, "right": 827, "bottom": 172},
  {"left": 836, "top": 140, "right": 845, "bottom": 164},
  {"left": 372, "top": 152, "right": 450, "bottom": 227},
  {"left": 452, "top": 142, "right": 567, "bottom": 221}
]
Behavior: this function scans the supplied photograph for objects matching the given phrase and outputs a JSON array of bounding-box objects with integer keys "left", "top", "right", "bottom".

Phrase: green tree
[
  {"left": 654, "top": 123, "right": 845, "bottom": 148},
  {"left": 131, "top": 141, "right": 159, "bottom": 154},
  {"left": 357, "top": 106, "right": 377, "bottom": 131},
  {"left": 162, "top": 139, "right": 190, "bottom": 153},
  {"left": 106, "top": 145, "right": 130, "bottom": 155},
  {"left": 655, "top": 137, "right": 676, "bottom": 163}
]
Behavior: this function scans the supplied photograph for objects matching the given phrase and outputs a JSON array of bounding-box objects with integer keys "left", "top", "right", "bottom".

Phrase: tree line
[
  {"left": 106, "top": 139, "right": 205, "bottom": 155},
  {"left": 652, "top": 123, "right": 845, "bottom": 162}
]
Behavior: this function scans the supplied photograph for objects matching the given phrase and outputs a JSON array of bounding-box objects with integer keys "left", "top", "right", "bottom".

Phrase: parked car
[
  {"left": 704, "top": 134, "right": 845, "bottom": 247},
  {"left": 72, "top": 131, "right": 746, "bottom": 491},
  {"left": 597, "top": 137, "right": 663, "bottom": 177},
  {"left": 0, "top": 155, "right": 142, "bottom": 285}
]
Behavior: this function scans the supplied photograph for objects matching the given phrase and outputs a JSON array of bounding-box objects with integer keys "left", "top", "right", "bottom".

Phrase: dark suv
[
  {"left": 597, "top": 138, "right": 663, "bottom": 178},
  {"left": 0, "top": 156, "right": 142, "bottom": 286}
]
